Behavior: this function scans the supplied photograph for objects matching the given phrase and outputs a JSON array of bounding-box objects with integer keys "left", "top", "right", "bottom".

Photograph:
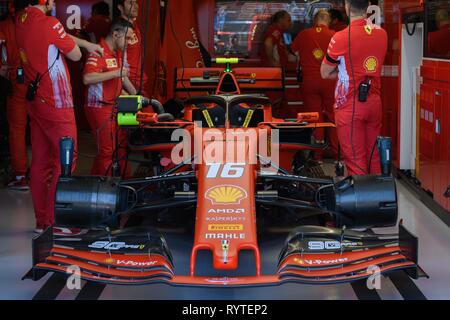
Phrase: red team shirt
[
  {"left": 428, "top": 22, "right": 450, "bottom": 57},
  {"left": 84, "top": 38, "right": 123, "bottom": 107},
  {"left": 0, "top": 16, "right": 21, "bottom": 82},
  {"left": 15, "top": 7, "right": 76, "bottom": 109},
  {"left": 125, "top": 20, "right": 147, "bottom": 90},
  {"left": 261, "top": 24, "right": 289, "bottom": 67},
  {"left": 292, "top": 24, "right": 335, "bottom": 76},
  {"left": 323, "top": 18, "right": 387, "bottom": 108}
]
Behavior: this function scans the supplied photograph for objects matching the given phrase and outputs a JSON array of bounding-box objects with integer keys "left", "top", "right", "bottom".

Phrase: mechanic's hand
[
  {"left": 0, "top": 65, "right": 9, "bottom": 78},
  {"left": 116, "top": 67, "right": 130, "bottom": 79},
  {"left": 85, "top": 42, "right": 104, "bottom": 57}
]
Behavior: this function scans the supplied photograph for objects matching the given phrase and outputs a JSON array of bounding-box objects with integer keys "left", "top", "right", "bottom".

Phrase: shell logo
[
  {"left": 364, "top": 56, "right": 378, "bottom": 73},
  {"left": 19, "top": 49, "right": 27, "bottom": 64},
  {"left": 312, "top": 48, "right": 324, "bottom": 60},
  {"left": 315, "top": 27, "right": 322, "bottom": 33},
  {"left": 205, "top": 185, "right": 247, "bottom": 205}
]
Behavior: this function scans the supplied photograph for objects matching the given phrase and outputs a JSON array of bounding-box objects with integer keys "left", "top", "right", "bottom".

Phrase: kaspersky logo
[{"left": 205, "top": 185, "right": 247, "bottom": 205}]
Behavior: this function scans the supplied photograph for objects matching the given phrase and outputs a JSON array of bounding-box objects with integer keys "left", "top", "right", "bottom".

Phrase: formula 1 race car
[{"left": 25, "top": 59, "right": 426, "bottom": 287}]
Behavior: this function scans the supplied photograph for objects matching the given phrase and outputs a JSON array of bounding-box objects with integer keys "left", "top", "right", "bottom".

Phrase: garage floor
[{"left": 0, "top": 131, "right": 449, "bottom": 300}]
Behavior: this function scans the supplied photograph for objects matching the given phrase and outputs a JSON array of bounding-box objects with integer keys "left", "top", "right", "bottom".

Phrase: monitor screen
[{"left": 214, "top": 0, "right": 343, "bottom": 58}]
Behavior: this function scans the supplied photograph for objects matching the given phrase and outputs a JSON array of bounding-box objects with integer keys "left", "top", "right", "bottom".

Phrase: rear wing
[{"left": 174, "top": 67, "right": 285, "bottom": 94}]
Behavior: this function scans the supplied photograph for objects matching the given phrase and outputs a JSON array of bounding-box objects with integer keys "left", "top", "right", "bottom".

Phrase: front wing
[{"left": 23, "top": 223, "right": 427, "bottom": 287}]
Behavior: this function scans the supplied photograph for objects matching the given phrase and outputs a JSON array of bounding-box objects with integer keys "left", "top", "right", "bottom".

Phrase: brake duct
[{"left": 54, "top": 172, "right": 399, "bottom": 230}]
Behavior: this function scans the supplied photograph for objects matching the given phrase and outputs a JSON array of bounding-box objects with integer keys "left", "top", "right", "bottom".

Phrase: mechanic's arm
[
  {"left": 83, "top": 69, "right": 122, "bottom": 85},
  {"left": 320, "top": 62, "right": 338, "bottom": 79},
  {"left": 122, "top": 76, "right": 137, "bottom": 95},
  {"left": 321, "top": 34, "right": 343, "bottom": 80},
  {"left": 264, "top": 37, "right": 279, "bottom": 66},
  {"left": 288, "top": 53, "right": 298, "bottom": 63},
  {"left": 69, "top": 35, "right": 104, "bottom": 57},
  {"left": 287, "top": 47, "right": 298, "bottom": 63},
  {"left": 0, "top": 36, "right": 10, "bottom": 76},
  {"left": 65, "top": 45, "right": 82, "bottom": 62},
  {"left": 47, "top": 18, "right": 84, "bottom": 62}
]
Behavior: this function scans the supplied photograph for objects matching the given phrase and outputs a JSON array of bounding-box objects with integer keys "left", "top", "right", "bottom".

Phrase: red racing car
[{"left": 24, "top": 59, "right": 426, "bottom": 287}]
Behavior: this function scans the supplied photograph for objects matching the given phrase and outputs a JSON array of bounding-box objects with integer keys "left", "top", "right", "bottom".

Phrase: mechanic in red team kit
[
  {"left": 0, "top": 0, "right": 29, "bottom": 190},
  {"left": 261, "top": 10, "right": 297, "bottom": 118},
  {"left": 15, "top": 0, "right": 103, "bottom": 232},
  {"left": 261, "top": 10, "right": 297, "bottom": 68},
  {"left": 428, "top": 9, "right": 450, "bottom": 58},
  {"left": 291, "top": 10, "right": 337, "bottom": 157},
  {"left": 82, "top": 1, "right": 112, "bottom": 43},
  {"left": 117, "top": 0, "right": 148, "bottom": 95},
  {"left": 320, "top": 0, "right": 387, "bottom": 175},
  {"left": 83, "top": 19, "right": 136, "bottom": 177}
]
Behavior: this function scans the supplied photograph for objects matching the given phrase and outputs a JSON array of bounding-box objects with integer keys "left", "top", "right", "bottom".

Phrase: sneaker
[
  {"left": 33, "top": 228, "right": 44, "bottom": 234},
  {"left": 53, "top": 227, "right": 87, "bottom": 236},
  {"left": 7, "top": 176, "right": 30, "bottom": 191}
]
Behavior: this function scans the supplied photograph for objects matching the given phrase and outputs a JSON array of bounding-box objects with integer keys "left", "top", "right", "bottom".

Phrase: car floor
[{"left": 0, "top": 130, "right": 449, "bottom": 300}]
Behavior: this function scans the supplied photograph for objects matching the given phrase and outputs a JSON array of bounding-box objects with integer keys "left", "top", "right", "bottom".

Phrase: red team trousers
[
  {"left": 27, "top": 100, "right": 77, "bottom": 228},
  {"left": 6, "top": 83, "right": 28, "bottom": 176},
  {"left": 84, "top": 106, "right": 129, "bottom": 177},
  {"left": 334, "top": 94, "right": 382, "bottom": 176},
  {"left": 302, "top": 75, "right": 338, "bottom": 155}
]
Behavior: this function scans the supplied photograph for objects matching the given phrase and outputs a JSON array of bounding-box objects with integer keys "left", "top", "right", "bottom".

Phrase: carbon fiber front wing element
[{"left": 23, "top": 223, "right": 427, "bottom": 287}]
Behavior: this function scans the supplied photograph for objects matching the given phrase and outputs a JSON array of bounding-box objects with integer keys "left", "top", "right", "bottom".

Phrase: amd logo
[{"left": 208, "top": 209, "right": 245, "bottom": 214}]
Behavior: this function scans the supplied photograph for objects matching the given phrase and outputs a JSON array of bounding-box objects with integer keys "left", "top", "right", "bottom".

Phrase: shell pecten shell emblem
[
  {"left": 205, "top": 185, "right": 247, "bottom": 205},
  {"left": 312, "top": 48, "right": 324, "bottom": 60},
  {"left": 363, "top": 56, "right": 378, "bottom": 73}
]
